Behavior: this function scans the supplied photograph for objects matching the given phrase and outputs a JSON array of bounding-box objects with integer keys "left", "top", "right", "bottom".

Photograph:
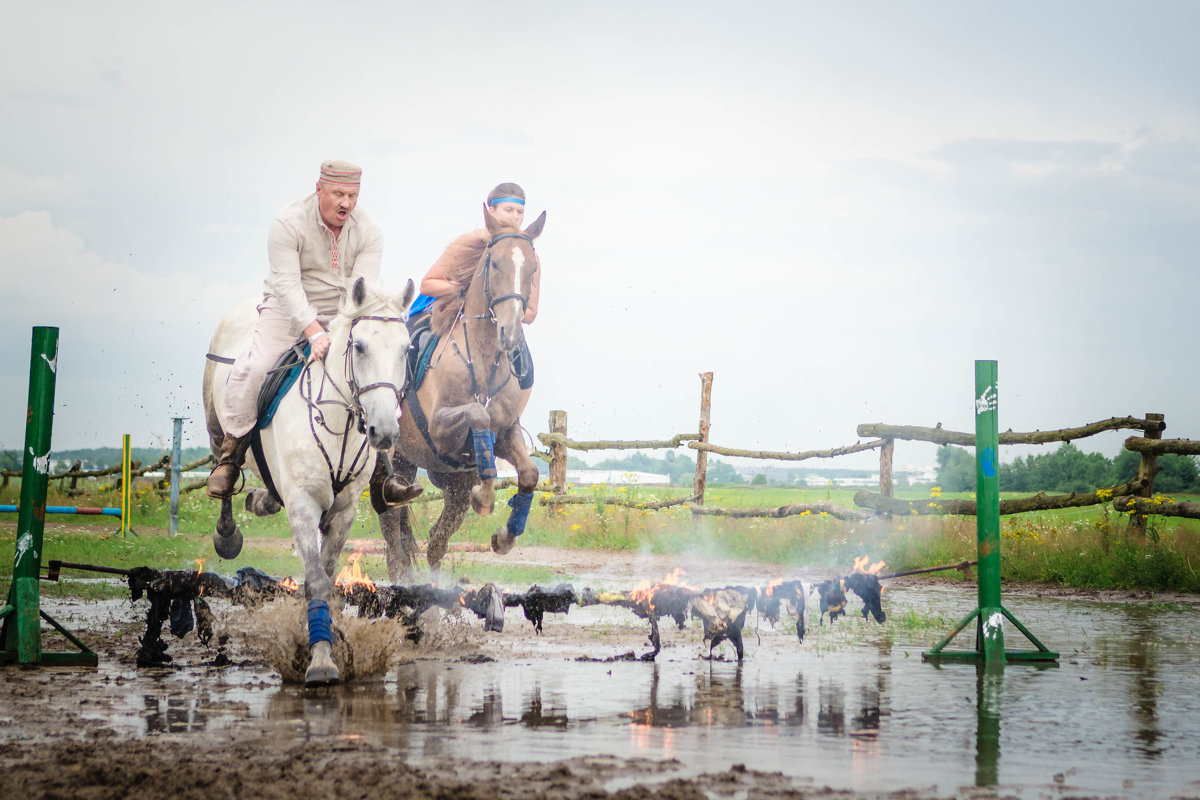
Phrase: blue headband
[{"left": 489, "top": 196, "right": 525, "bottom": 206}]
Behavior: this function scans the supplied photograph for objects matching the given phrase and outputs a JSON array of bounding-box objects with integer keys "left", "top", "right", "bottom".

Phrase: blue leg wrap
[
  {"left": 307, "top": 599, "right": 332, "bottom": 646},
  {"left": 472, "top": 428, "right": 497, "bottom": 480},
  {"left": 506, "top": 491, "right": 534, "bottom": 536}
]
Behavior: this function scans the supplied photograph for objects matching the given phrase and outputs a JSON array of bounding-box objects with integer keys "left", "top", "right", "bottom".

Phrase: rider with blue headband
[{"left": 407, "top": 182, "right": 539, "bottom": 410}]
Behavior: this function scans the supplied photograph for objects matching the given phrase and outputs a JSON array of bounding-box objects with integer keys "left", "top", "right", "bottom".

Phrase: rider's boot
[
  {"left": 206, "top": 433, "right": 252, "bottom": 499},
  {"left": 369, "top": 456, "right": 423, "bottom": 514}
]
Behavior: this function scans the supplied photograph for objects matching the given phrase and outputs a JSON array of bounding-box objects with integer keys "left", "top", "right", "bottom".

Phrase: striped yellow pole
[{"left": 121, "top": 434, "right": 131, "bottom": 537}]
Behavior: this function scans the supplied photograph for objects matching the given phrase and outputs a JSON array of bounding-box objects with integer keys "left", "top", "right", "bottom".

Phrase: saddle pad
[
  {"left": 409, "top": 329, "right": 440, "bottom": 392},
  {"left": 258, "top": 342, "right": 309, "bottom": 430}
]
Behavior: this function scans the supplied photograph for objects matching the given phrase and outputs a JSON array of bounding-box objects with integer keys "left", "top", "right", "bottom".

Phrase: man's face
[
  {"left": 488, "top": 201, "right": 524, "bottom": 229},
  {"left": 316, "top": 182, "right": 359, "bottom": 229}
]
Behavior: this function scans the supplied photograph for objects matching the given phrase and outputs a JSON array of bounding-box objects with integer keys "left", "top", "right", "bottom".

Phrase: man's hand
[
  {"left": 304, "top": 321, "right": 330, "bottom": 362},
  {"left": 309, "top": 331, "right": 330, "bottom": 362}
]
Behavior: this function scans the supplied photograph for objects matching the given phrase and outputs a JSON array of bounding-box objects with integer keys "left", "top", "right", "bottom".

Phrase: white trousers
[{"left": 221, "top": 298, "right": 313, "bottom": 438}]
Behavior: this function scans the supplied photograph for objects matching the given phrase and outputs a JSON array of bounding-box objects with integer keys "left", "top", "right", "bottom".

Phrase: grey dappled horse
[{"left": 203, "top": 277, "right": 415, "bottom": 686}]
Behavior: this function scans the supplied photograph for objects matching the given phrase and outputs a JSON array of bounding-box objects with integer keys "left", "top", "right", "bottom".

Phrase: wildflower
[
  {"left": 571, "top": 524, "right": 581, "bottom": 531},
  {"left": 1095, "top": 488, "right": 1113, "bottom": 500}
]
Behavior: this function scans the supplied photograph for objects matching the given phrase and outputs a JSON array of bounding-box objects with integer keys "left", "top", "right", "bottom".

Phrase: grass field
[{"left": 2, "top": 477, "right": 1199, "bottom": 595}]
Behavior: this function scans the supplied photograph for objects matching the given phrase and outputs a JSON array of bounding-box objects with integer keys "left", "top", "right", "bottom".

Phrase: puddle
[{"left": 28, "top": 584, "right": 1200, "bottom": 799}]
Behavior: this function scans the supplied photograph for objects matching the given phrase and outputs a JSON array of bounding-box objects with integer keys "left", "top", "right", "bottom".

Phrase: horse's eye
[{"left": 353, "top": 341, "right": 365, "bottom": 355}]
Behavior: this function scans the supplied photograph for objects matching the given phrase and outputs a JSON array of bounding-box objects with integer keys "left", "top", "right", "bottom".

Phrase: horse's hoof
[
  {"left": 490, "top": 528, "right": 516, "bottom": 556},
  {"left": 245, "top": 488, "right": 283, "bottom": 517},
  {"left": 305, "top": 642, "right": 340, "bottom": 688},
  {"left": 471, "top": 485, "right": 495, "bottom": 517},
  {"left": 212, "top": 526, "right": 243, "bottom": 559}
]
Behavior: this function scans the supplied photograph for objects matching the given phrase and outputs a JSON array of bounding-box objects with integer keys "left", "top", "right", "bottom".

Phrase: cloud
[
  {"left": 0, "top": 211, "right": 256, "bottom": 449},
  {"left": 0, "top": 165, "right": 90, "bottom": 212}
]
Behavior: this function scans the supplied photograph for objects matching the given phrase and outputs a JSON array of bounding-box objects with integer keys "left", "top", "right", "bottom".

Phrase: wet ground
[{"left": 3, "top": 546, "right": 1200, "bottom": 799}]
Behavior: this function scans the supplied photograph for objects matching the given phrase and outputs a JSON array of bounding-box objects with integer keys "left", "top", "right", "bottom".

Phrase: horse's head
[
  {"left": 331, "top": 276, "right": 416, "bottom": 451},
  {"left": 477, "top": 208, "right": 546, "bottom": 353}
]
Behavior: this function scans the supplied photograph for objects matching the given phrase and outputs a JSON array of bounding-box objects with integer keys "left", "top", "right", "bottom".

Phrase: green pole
[
  {"left": 974, "top": 360, "right": 1004, "bottom": 666},
  {"left": 6, "top": 327, "right": 59, "bottom": 666},
  {"left": 923, "top": 361, "right": 1056, "bottom": 664}
]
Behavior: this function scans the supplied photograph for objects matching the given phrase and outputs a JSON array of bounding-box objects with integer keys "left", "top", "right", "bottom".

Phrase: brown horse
[{"left": 379, "top": 207, "right": 546, "bottom": 581}]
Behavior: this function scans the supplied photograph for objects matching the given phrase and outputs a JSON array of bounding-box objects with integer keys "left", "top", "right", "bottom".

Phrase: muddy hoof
[
  {"left": 305, "top": 642, "right": 340, "bottom": 688},
  {"left": 470, "top": 484, "right": 496, "bottom": 517},
  {"left": 212, "top": 526, "right": 243, "bottom": 559},
  {"left": 490, "top": 527, "right": 516, "bottom": 555},
  {"left": 245, "top": 488, "right": 283, "bottom": 517}
]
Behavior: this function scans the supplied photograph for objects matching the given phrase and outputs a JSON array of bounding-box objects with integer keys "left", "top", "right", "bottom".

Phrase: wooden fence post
[
  {"left": 549, "top": 410, "right": 568, "bottom": 494},
  {"left": 1131, "top": 412, "right": 1164, "bottom": 536},
  {"left": 879, "top": 438, "right": 894, "bottom": 498},
  {"left": 692, "top": 372, "right": 713, "bottom": 508}
]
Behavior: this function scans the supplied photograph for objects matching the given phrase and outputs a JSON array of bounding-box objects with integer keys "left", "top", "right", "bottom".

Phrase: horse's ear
[
  {"left": 351, "top": 276, "right": 367, "bottom": 307},
  {"left": 484, "top": 202, "right": 506, "bottom": 235},
  {"left": 400, "top": 278, "right": 416, "bottom": 311},
  {"left": 523, "top": 210, "right": 546, "bottom": 239}
]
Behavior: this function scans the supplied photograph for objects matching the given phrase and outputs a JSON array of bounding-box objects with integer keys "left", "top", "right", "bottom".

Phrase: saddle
[{"left": 257, "top": 342, "right": 310, "bottom": 430}]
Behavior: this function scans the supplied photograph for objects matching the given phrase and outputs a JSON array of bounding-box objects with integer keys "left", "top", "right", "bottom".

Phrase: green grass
[{"left": 4, "top": 479, "right": 1200, "bottom": 598}]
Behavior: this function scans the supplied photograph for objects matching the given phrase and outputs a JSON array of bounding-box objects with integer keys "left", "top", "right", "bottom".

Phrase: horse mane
[{"left": 429, "top": 226, "right": 518, "bottom": 337}]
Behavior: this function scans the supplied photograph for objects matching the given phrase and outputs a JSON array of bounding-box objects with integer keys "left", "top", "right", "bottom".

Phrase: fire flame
[
  {"left": 280, "top": 577, "right": 299, "bottom": 592},
  {"left": 334, "top": 551, "right": 376, "bottom": 594},
  {"left": 763, "top": 577, "right": 784, "bottom": 597},
  {"left": 628, "top": 568, "right": 688, "bottom": 608},
  {"left": 852, "top": 555, "right": 886, "bottom": 575},
  {"left": 194, "top": 557, "right": 206, "bottom": 575}
]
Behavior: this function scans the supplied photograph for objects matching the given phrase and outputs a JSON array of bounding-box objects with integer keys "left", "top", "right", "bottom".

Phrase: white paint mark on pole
[
  {"left": 15, "top": 532, "right": 35, "bottom": 567},
  {"left": 31, "top": 448, "right": 50, "bottom": 474},
  {"left": 975, "top": 384, "right": 997, "bottom": 415}
]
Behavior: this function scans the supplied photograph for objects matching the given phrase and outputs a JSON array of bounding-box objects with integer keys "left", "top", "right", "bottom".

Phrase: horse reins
[
  {"left": 298, "top": 313, "right": 408, "bottom": 493},
  {"left": 448, "top": 232, "right": 535, "bottom": 407}
]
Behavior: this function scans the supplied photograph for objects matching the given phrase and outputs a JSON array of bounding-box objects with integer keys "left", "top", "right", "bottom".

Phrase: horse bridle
[
  {"left": 299, "top": 312, "right": 408, "bottom": 492},
  {"left": 475, "top": 232, "right": 535, "bottom": 320},
  {"left": 343, "top": 313, "right": 409, "bottom": 419},
  {"left": 446, "top": 232, "right": 536, "bottom": 407}
]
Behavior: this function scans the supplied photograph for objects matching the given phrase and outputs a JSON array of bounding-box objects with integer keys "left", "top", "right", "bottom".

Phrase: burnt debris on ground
[{"left": 51, "top": 561, "right": 892, "bottom": 667}]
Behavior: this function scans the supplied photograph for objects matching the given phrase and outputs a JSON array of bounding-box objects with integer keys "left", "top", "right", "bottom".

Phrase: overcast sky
[{"left": 2, "top": 1, "right": 1197, "bottom": 472}]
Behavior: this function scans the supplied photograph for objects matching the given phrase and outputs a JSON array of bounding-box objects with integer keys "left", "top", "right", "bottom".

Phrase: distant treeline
[
  {"left": 936, "top": 442, "right": 1200, "bottom": 494},
  {"left": 569, "top": 450, "right": 744, "bottom": 485},
  {"left": 0, "top": 447, "right": 212, "bottom": 472}
]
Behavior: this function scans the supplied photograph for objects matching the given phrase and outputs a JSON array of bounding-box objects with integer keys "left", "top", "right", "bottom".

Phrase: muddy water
[{"left": 43, "top": 583, "right": 1200, "bottom": 799}]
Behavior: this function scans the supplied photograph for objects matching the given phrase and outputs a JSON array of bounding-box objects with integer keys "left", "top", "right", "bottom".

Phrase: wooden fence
[
  {"left": 8, "top": 372, "right": 1200, "bottom": 527},
  {"left": 0, "top": 455, "right": 215, "bottom": 496},
  {"left": 537, "top": 374, "right": 1200, "bottom": 527}
]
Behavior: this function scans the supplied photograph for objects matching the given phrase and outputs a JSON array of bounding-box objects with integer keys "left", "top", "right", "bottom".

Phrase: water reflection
[
  {"left": 143, "top": 693, "right": 209, "bottom": 734},
  {"left": 975, "top": 667, "right": 1001, "bottom": 787},
  {"left": 1125, "top": 608, "right": 1163, "bottom": 758},
  {"left": 54, "top": 588, "right": 1200, "bottom": 799},
  {"left": 521, "top": 686, "right": 568, "bottom": 729}
]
